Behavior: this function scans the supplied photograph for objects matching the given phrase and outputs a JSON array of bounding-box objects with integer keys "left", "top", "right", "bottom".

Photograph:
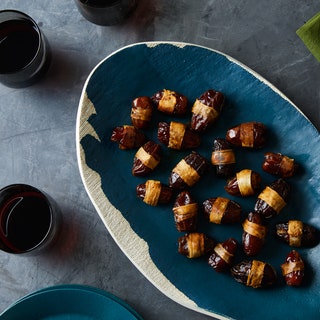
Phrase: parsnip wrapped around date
[
  {"left": 203, "top": 197, "right": 242, "bottom": 224},
  {"left": 172, "top": 191, "right": 198, "bottom": 232},
  {"left": 157, "top": 121, "right": 201, "bottom": 150},
  {"left": 132, "top": 141, "right": 161, "bottom": 176},
  {"left": 281, "top": 250, "right": 304, "bottom": 286},
  {"left": 191, "top": 89, "right": 225, "bottom": 132},
  {"left": 225, "top": 169, "right": 261, "bottom": 197},
  {"left": 254, "top": 178, "right": 290, "bottom": 218},
  {"left": 151, "top": 89, "right": 188, "bottom": 116},
  {"left": 169, "top": 152, "right": 209, "bottom": 190},
  {"left": 111, "top": 125, "right": 147, "bottom": 149},
  {"left": 178, "top": 232, "right": 215, "bottom": 258},
  {"left": 136, "top": 180, "right": 173, "bottom": 206},
  {"left": 131, "top": 96, "right": 153, "bottom": 129},
  {"left": 262, "top": 152, "right": 298, "bottom": 178},
  {"left": 242, "top": 212, "right": 267, "bottom": 256},
  {"left": 231, "top": 260, "right": 277, "bottom": 288},
  {"left": 208, "top": 238, "right": 238, "bottom": 272},
  {"left": 226, "top": 121, "right": 267, "bottom": 149},
  {"left": 211, "top": 138, "right": 236, "bottom": 178},
  {"left": 276, "top": 220, "right": 318, "bottom": 247}
]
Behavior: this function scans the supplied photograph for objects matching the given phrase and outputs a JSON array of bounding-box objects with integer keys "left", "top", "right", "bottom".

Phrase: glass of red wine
[
  {"left": 0, "top": 184, "right": 62, "bottom": 254},
  {"left": 74, "top": 0, "right": 138, "bottom": 26},
  {"left": 0, "top": 10, "right": 51, "bottom": 88}
]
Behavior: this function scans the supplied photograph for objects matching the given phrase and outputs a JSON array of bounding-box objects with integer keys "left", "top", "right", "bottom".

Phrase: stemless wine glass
[
  {"left": 74, "top": 0, "right": 138, "bottom": 26},
  {"left": 0, "top": 184, "right": 62, "bottom": 255},
  {"left": 0, "top": 10, "right": 51, "bottom": 88}
]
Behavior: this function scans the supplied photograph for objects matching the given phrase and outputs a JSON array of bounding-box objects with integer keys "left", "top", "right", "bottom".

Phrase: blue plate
[
  {"left": 0, "top": 284, "right": 143, "bottom": 319},
  {"left": 76, "top": 42, "right": 320, "bottom": 320}
]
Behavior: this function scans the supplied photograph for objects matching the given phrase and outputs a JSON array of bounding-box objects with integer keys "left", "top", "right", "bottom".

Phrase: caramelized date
[
  {"left": 203, "top": 197, "right": 242, "bottom": 224},
  {"left": 136, "top": 180, "right": 173, "bottom": 206},
  {"left": 276, "top": 220, "right": 318, "bottom": 247},
  {"left": 254, "top": 178, "right": 290, "bottom": 218},
  {"left": 132, "top": 141, "right": 161, "bottom": 176},
  {"left": 208, "top": 238, "right": 238, "bottom": 272},
  {"left": 225, "top": 169, "right": 261, "bottom": 197},
  {"left": 211, "top": 138, "right": 236, "bottom": 178},
  {"left": 111, "top": 125, "right": 147, "bottom": 149},
  {"left": 151, "top": 89, "right": 188, "bottom": 116},
  {"left": 178, "top": 232, "right": 215, "bottom": 258},
  {"left": 226, "top": 122, "right": 267, "bottom": 149},
  {"left": 242, "top": 212, "right": 267, "bottom": 256},
  {"left": 281, "top": 250, "right": 304, "bottom": 286},
  {"left": 169, "top": 152, "right": 209, "bottom": 190},
  {"left": 173, "top": 191, "right": 198, "bottom": 232},
  {"left": 131, "top": 96, "right": 153, "bottom": 129},
  {"left": 157, "top": 121, "right": 201, "bottom": 150},
  {"left": 191, "top": 89, "right": 225, "bottom": 132},
  {"left": 262, "top": 152, "right": 298, "bottom": 178},
  {"left": 231, "top": 260, "right": 277, "bottom": 288}
]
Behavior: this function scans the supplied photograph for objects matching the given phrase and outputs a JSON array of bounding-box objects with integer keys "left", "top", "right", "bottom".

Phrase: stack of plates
[{"left": 0, "top": 284, "right": 143, "bottom": 319}]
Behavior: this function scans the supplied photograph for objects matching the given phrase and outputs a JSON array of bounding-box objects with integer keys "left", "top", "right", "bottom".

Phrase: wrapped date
[
  {"left": 226, "top": 121, "right": 267, "bottom": 149},
  {"left": 178, "top": 232, "right": 215, "bottom": 258},
  {"left": 208, "top": 238, "right": 238, "bottom": 272},
  {"left": 242, "top": 212, "right": 267, "bottom": 256},
  {"left": 281, "top": 250, "right": 304, "bottom": 286},
  {"left": 157, "top": 121, "right": 201, "bottom": 150},
  {"left": 211, "top": 138, "right": 236, "bottom": 178},
  {"left": 191, "top": 89, "right": 225, "bottom": 132},
  {"left": 136, "top": 180, "right": 173, "bottom": 206},
  {"left": 132, "top": 141, "right": 161, "bottom": 176},
  {"left": 151, "top": 89, "right": 188, "bottom": 116},
  {"left": 203, "top": 197, "right": 242, "bottom": 224},
  {"left": 276, "top": 220, "right": 318, "bottom": 247},
  {"left": 254, "top": 178, "right": 290, "bottom": 218},
  {"left": 173, "top": 191, "right": 198, "bottom": 232},
  {"left": 225, "top": 169, "right": 261, "bottom": 197},
  {"left": 231, "top": 260, "right": 277, "bottom": 288},
  {"left": 131, "top": 96, "right": 153, "bottom": 129},
  {"left": 262, "top": 152, "right": 298, "bottom": 178},
  {"left": 169, "top": 151, "right": 209, "bottom": 190},
  {"left": 111, "top": 125, "right": 147, "bottom": 149}
]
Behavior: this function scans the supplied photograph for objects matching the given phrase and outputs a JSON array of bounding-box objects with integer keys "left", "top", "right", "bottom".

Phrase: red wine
[
  {"left": 0, "top": 186, "right": 53, "bottom": 253},
  {"left": 0, "top": 19, "right": 40, "bottom": 73}
]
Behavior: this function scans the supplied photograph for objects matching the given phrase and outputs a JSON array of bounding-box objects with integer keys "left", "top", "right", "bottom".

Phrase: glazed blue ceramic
[{"left": 76, "top": 42, "right": 320, "bottom": 320}]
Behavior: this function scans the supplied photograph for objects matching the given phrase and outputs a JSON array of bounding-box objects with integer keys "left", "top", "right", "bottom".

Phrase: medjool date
[
  {"left": 111, "top": 125, "right": 147, "bottom": 149},
  {"left": 191, "top": 89, "right": 225, "bottom": 132},
  {"left": 262, "top": 152, "right": 298, "bottom": 178},
  {"left": 281, "top": 250, "right": 304, "bottom": 286},
  {"left": 131, "top": 96, "right": 153, "bottom": 129}
]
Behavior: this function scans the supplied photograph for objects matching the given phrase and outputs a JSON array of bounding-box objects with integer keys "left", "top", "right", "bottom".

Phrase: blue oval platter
[{"left": 76, "top": 42, "right": 320, "bottom": 320}]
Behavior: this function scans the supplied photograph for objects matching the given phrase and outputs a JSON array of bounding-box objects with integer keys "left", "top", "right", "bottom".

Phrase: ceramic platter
[{"left": 76, "top": 42, "right": 319, "bottom": 320}]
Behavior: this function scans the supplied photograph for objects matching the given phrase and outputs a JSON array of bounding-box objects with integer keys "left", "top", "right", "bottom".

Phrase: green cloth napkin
[{"left": 296, "top": 12, "right": 320, "bottom": 62}]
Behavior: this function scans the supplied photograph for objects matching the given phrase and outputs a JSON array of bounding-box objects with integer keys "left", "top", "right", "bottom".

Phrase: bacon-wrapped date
[
  {"left": 111, "top": 125, "right": 147, "bottom": 149},
  {"left": 191, "top": 89, "right": 225, "bottom": 132},
  {"left": 136, "top": 180, "right": 173, "bottom": 206},
  {"left": 262, "top": 152, "right": 298, "bottom": 178},
  {"left": 178, "top": 232, "right": 215, "bottom": 258},
  {"left": 172, "top": 191, "right": 198, "bottom": 232},
  {"left": 224, "top": 169, "right": 261, "bottom": 197},
  {"left": 157, "top": 121, "right": 201, "bottom": 150},
  {"left": 276, "top": 220, "right": 318, "bottom": 247},
  {"left": 131, "top": 96, "right": 153, "bottom": 129},
  {"left": 254, "top": 178, "right": 290, "bottom": 218},
  {"left": 132, "top": 141, "right": 161, "bottom": 176},
  {"left": 231, "top": 260, "right": 277, "bottom": 288},
  {"left": 211, "top": 138, "right": 236, "bottom": 178},
  {"left": 203, "top": 197, "right": 242, "bottom": 224},
  {"left": 281, "top": 250, "right": 304, "bottom": 286},
  {"left": 151, "top": 89, "right": 188, "bottom": 116},
  {"left": 208, "top": 238, "right": 238, "bottom": 272},
  {"left": 226, "top": 121, "right": 267, "bottom": 149},
  {"left": 242, "top": 212, "right": 267, "bottom": 256},
  {"left": 169, "top": 152, "right": 209, "bottom": 190}
]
